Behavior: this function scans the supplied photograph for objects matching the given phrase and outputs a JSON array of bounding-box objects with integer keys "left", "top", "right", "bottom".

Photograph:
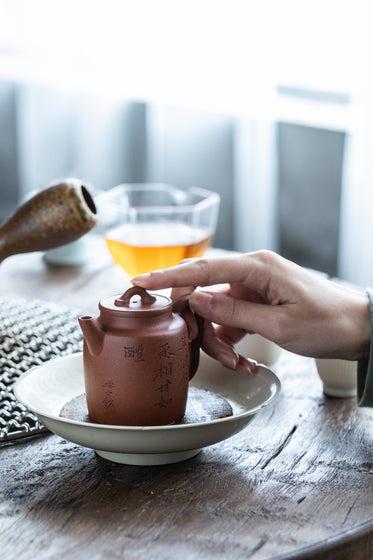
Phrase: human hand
[{"left": 132, "top": 251, "right": 371, "bottom": 372}]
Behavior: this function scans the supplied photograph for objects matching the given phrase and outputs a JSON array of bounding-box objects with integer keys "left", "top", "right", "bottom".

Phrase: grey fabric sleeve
[{"left": 357, "top": 288, "right": 373, "bottom": 406}]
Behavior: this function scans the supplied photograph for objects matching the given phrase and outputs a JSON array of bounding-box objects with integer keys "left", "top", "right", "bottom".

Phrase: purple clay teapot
[
  {"left": 79, "top": 286, "right": 202, "bottom": 426},
  {"left": 0, "top": 179, "right": 97, "bottom": 263}
]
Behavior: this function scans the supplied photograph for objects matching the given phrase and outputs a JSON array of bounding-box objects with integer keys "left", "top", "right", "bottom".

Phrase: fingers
[
  {"left": 202, "top": 320, "right": 239, "bottom": 370},
  {"left": 131, "top": 253, "right": 270, "bottom": 290},
  {"left": 189, "top": 291, "right": 254, "bottom": 330},
  {"left": 202, "top": 320, "right": 257, "bottom": 374},
  {"left": 236, "top": 355, "right": 258, "bottom": 375},
  {"left": 214, "top": 324, "right": 249, "bottom": 345},
  {"left": 188, "top": 290, "right": 283, "bottom": 343},
  {"left": 171, "top": 286, "right": 195, "bottom": 301}
]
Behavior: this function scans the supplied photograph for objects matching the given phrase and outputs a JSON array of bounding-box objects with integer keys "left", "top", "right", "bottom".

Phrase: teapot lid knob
[{"left": 114, "top": 286, "right": 157, "bottom": 308}]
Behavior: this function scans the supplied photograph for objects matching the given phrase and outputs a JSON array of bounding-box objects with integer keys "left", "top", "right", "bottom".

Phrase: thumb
[{"left": 189, "top": 290, "right": 278, "bottom": 339}]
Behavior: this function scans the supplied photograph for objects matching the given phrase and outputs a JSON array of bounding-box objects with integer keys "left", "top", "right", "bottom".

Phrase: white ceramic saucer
[{"left": 14, "top": 352, "right": 281, "bottom": 466}]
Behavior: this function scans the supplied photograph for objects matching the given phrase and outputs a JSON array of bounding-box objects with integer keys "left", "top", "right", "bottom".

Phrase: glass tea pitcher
[{"left": 95, "top": 183, "right": 220, "bottom": 277}]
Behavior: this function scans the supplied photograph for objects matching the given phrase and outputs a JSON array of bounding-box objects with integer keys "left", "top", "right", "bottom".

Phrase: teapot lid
[{"left": 99, "top": 286, "right": 172, "bottom": 317}]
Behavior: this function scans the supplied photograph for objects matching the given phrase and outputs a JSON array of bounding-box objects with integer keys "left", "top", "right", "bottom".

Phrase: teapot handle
[{"left": 173, "top": 296, "right": 203, "bottom": 381}]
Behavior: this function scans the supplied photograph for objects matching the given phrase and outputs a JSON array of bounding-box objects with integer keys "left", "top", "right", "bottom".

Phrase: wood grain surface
[{"left": 0, "top": 249, "right": 372, "bottom": 560}]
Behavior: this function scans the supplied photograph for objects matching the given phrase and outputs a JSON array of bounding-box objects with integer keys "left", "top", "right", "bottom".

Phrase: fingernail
[
  {"left": 131, "top": 273, "right": 151, "bottom": 285},
  {"left": 219, "top": 351, "right": 238, "bottom": 371},
  {"left": 189, "top": 291, "right": 213, "bottom": 312},
  {"left": 239, "top": 357, "right": 258, "bottom": 374}
]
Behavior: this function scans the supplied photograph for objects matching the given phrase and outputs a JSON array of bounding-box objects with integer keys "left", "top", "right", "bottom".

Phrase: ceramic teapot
[
  {"left": 79, "top": 286, "right": 202, "bottom": 426},
  {"left": 0, "top": 179, "right": 97, "bottom": 263}
]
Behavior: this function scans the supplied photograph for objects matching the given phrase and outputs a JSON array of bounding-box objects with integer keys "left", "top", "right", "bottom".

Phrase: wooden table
[{"left": 1, "top": 246, "right": 372, "bottom": 560}]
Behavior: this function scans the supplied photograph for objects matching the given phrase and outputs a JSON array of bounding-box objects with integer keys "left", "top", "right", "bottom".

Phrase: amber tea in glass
[{"left": 97, "top": 184, "right": 220, "bottom": 277}]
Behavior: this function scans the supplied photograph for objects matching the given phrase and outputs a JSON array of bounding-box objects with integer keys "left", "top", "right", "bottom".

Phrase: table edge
[{"left": 274, "top": 518, "right": 373, "bottom": 560}]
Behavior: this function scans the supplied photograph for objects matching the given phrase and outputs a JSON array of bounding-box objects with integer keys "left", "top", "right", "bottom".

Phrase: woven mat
[{"left": 0, "top": 296, "right": 83, "bottom": 443}]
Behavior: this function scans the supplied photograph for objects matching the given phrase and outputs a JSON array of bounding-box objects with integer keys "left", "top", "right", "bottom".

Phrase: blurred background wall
[{"left": 1, "top": 0, "right": 372, "bottom": 286}]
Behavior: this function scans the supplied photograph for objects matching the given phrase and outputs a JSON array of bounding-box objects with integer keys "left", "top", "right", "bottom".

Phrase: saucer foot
[
  {"left": 95, "top": 448, "right": 201, "bottom": 466},
  {"left": 323, "top": 385, "right": 357, "bottom": 398}
]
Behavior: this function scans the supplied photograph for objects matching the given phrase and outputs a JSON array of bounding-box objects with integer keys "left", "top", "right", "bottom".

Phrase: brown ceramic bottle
[
  {"left": 79, "top": 286, "right": 201, "bottom": 426},
  {"left": 0, "top": 179, "right": 97, "bottom": 263}
]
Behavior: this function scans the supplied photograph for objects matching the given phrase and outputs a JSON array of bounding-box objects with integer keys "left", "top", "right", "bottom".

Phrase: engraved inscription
[
  {"left": 123, "top": 343, "right": 144, "bottom": 362},
  {"left": 156, "top": 395, "right": 170, "bottom": 409},
  {"left": 153, "top": 341, "right": 175, "bottom": 409},
  {"left": 179, "top": 336, "right": 189, "bottom": 383},
  {"left": 155, "top": 379, "right": 172, "bottom": 393},
  {"left": 152, "top": 363, "right": 173, "bottom": 383},
  {"left": 158, "top": 342, "right": 176, "bottom": 359},
  {"left": 102, "top": 381, "right": 115, "bottom": 409}
]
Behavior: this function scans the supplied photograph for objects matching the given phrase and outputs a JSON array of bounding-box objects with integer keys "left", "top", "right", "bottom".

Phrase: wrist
[{"left": 351, "top": 291, "right": 371, "bottom": 360}]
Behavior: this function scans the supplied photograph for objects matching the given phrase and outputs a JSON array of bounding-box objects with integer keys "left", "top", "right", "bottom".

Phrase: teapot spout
[{"left": 78, "top": 316, "right": 105, "bottom": 356}]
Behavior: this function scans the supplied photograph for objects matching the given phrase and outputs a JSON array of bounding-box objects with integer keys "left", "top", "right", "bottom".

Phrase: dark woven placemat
[{"left": 0, "top": 296, "right": 83, "bottom": 443}]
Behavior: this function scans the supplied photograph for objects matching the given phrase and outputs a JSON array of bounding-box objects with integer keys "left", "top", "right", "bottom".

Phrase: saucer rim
[{"left": 14, "top": 352, "right": 281, "bottom": 432}]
